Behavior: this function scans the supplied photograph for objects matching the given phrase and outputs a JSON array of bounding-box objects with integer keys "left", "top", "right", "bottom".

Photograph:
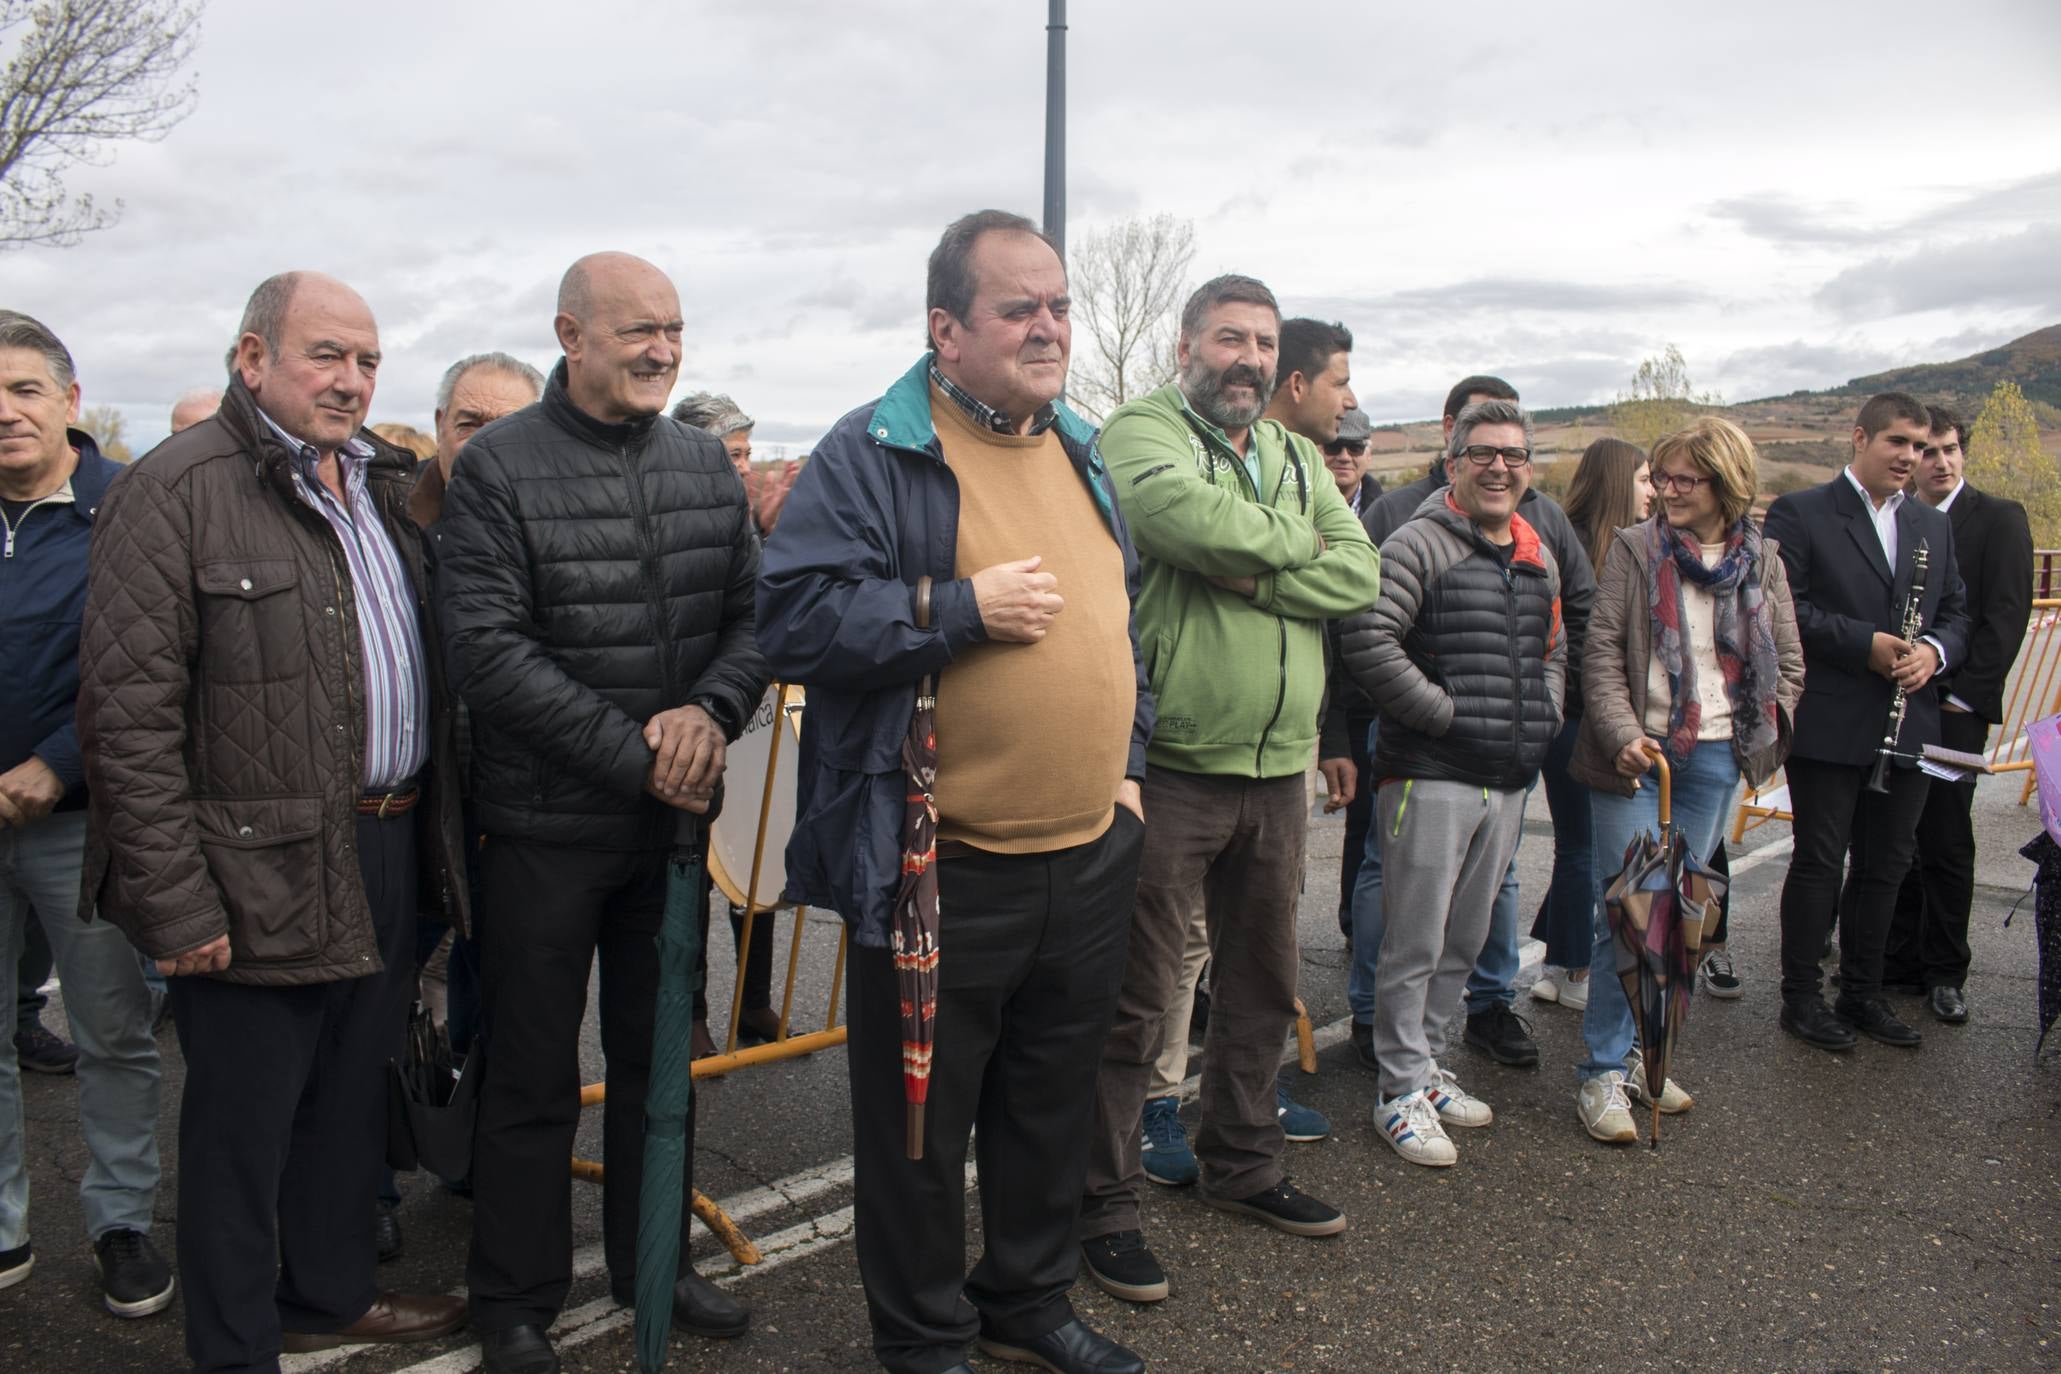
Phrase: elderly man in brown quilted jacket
[{"left": 77, "top": 271, "right": 469, "bottom": 1373}]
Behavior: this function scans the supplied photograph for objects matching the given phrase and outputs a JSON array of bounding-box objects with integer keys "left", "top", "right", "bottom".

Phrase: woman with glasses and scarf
[{"left": 1567, "top": 417, "right": 1804, "bottom": 1145}]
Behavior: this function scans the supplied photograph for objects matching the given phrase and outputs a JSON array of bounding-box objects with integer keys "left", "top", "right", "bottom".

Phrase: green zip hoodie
[{"left": 1100, "top": 383, "right": 1380, "bottom": 777}]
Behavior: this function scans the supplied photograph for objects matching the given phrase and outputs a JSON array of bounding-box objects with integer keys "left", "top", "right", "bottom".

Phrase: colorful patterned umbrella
[
  {"left": 892, "top": 669, "right": 940, "bottom": 1160},
  {"left": 1600, "top": 748, "right": 1727, "bottom": 1146}
]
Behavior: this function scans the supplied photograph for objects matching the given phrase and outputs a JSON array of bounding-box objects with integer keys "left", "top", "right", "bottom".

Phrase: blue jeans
[
  {"left": 1, "top": 810, "right": 162, "bottom": 1247},
  {"left": 1578, "top": 740, "right": 1739, "bottom": 1081},
  {"left": 1347, "top": 718, "right": 1522, "bottom": 1021},
  {"left": 1529, "top": 715, "right": 1597, "bottom": 969}
]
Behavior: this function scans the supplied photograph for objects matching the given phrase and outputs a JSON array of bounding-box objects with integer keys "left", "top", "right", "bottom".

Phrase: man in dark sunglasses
[{"left": 1321, "top": 408, "right": 1383, "bottom": 516}]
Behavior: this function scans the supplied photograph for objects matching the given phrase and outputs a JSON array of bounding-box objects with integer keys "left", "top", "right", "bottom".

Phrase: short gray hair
[
  {"left": 238, "top": 272, "right": 304, "bottom": 357},
  {"left": 0, "top": 310, "right": 75, "bottom": 389},
  {"left": 436, "top": 351, "right": 545, "bottom": 414},
  {"left": 1179, "top": 274, "right": 1280, "bottom": 342},
  {"left": 670, "top": 391, "right": 754, "bottom": 437},
  {"left": 1447, "top": 398, "right": 1534, "bottom": 461}
]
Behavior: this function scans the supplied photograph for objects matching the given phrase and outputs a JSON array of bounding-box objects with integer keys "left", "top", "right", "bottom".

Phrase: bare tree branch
[
  {"left": 1069, "top": 214, "right": 1196, "bottom": 423},
  {"left": 0, "top": 0, "right": 203, "bottom": 248}
]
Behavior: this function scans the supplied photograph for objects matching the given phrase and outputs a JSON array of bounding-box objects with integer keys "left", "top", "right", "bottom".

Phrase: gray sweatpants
[{"left": 1373, "top": 779, "right": 1527, "bottom": 1101}]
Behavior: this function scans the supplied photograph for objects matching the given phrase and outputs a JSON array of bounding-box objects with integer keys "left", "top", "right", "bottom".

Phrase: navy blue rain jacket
[
  {"left": 1, "top": 430, "right": 118, "bottom": 810},
  {"left": 756, "top": 356, "right": 1155, "bottom": 947}
]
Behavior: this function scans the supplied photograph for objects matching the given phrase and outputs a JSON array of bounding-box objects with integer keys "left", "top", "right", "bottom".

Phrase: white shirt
[
  {"left": 1930, "top": 478, "right": 1971, "bottom": 708},
  {"left": 1843, "top": 466, "right": 1903, "bottom": 567},
  {"left": 1843, "top": 465, "right": 1949, "bottom": 671}
]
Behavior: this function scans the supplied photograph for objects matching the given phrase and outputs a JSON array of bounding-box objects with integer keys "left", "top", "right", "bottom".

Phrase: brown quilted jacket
[{"left": 75, "top": 379, "right": 468, "bottom": 986}]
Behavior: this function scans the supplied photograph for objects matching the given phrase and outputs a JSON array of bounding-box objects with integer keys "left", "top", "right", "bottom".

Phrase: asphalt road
[{"left": 7, "top": 772, "right": 2057, "bottom": 1373}]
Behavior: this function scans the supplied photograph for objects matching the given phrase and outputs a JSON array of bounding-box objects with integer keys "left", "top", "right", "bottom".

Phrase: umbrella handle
[{"left": 1640, "top": 743, "right": 1672, "bottom": 829}]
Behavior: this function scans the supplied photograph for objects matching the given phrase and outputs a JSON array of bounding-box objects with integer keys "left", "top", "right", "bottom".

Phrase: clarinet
[{"left": 1865, "top": 537, "right": 1929, "bottom": 794}]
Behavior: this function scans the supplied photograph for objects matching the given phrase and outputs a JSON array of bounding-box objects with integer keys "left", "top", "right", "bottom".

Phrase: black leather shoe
[
  {"left": 671, "top": 1269, "right": 748, "bottom": 1338},
  {"left": 1463, "top": 1004, "right": 1540, "bottom": 1067},
  {"left": 978, "top": 1318, "right": 1145, "bottom": 1374},
  {"left": 375, "top": 1201, "right": 403, "bottom": 1264},
  {"left": 610, "top": 1271, "right": 750, "bottom": 1339},
  {"left": 1928, "top": 985, "right": 1969, "bottom": 1023},
  {"left": 1350, "top": 1018, "right": 1380, "bottom": 1073},
  {"left": 479, "top": 1324, "right": 560, "bottom": 1374},
  {"left": 1834, "top": 996, "right": 1922, "bottom": 1047},
  {"left": 1780, "top": 998, "right": 1856, "bottom": 1051}
]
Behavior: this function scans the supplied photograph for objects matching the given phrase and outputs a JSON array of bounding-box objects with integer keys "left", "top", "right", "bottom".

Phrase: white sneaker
[
  {"left": 1624, "top": 1051, "right": 1693, "bottom": 1113},
  {"left": 1556, "top": 969, "right": 1590, "bottom": 1011},
  {"left": 1576, "top": 1072, "right": 1638, "bottom": 1144},
  {"left": 1424, "top": 1064, "right": 1493, "bottom": 1128},
  {"left": 1376, "top": 1090, "right": 1457, "bottom": 1167},
  {"left": 1531, "top": 967, "right": 1562, "bottom": 1003}
]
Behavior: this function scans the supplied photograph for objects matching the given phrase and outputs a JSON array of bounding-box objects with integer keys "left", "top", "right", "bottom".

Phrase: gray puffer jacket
[{"left": 1342, "top": 489, "right": 1565, "bottom": 789}]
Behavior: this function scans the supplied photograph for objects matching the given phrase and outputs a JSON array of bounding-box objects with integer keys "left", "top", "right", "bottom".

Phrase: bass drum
[{"left": 710, "top": 683, "right": 805, "bottom": 911}]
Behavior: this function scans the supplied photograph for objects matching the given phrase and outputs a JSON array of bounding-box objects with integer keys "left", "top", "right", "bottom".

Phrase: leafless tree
[
  {"left": 0, "top": 0, "right": 202, "bottom": 248},
  {"left": 1067, "top": 213, "right": 1195, "bottom": 423}
]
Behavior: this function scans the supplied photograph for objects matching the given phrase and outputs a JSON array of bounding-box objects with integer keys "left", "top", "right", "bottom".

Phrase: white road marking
[
  {"left": 334, "top": 948, "right": 1536, "bottom": 1371},
  {"left": 1725, "top": 835, "right": 1794, "bottom": 877}
]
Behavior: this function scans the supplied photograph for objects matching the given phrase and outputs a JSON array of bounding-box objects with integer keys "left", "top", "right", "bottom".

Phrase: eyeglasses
[
  {"left": 1457, "top": 445, "right": 1532, "bottom": 468},
  {"left": 1652, "top": 471, "right": 1713, "bottom": 494},
  {"left": 1324, "top": 439, "right": 1369, "bottom": 458}
]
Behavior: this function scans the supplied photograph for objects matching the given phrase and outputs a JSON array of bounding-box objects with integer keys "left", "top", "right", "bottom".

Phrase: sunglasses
[{"left": 1324, "top": 439, "right": 1369, "bottom": 458}]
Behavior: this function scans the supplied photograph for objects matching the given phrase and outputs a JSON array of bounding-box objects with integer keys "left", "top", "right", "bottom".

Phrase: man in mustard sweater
[
  {"left": 760, "top": 211, "right": 1154, "bottom": 1374},
  {"left": 1079, "top": 276, "right": 1380, "bottom": 1305}
]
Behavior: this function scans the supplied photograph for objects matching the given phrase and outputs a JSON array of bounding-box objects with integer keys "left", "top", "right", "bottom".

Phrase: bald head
[
  {"left": 557, "top": 252, "right": 670, "bottom": 322},
  {"left": 554, "top": 252, "right": 683, "bottom": 425},
  {"left": 169, "top": 387, "right": 221, "bottom": 432},
  {"left": 236, "top": 270, "right": 380, "bottom": 455}
]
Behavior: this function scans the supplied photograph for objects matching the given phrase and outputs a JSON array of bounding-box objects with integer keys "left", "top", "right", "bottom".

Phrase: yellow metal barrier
[
  {"left": 1988, "top": 601, "right": 2061, "bottom": 804},
  {"left": 570, "top": 683, "right": 1321, "bottom": 1259}
]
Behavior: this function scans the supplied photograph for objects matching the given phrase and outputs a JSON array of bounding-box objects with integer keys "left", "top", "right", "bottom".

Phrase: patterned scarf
[{"left": 1645, "top": 514, "right": 1782, "bottom": 768}]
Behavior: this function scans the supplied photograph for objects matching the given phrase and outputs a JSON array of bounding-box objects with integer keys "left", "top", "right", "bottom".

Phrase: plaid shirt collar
[
  {"left": 256, "top": 407, "right": 375, "bottom": 492},
  {"left": 928, "top": 360, "right": 1058, "bottom": 437}
]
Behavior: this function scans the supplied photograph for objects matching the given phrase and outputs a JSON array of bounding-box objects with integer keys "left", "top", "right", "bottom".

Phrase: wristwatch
[{"left": 689, "top": 694, "right": 737, "bottom": 738}]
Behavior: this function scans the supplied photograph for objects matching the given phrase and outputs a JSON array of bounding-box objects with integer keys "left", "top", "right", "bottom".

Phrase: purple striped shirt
[{"left": 261, "top": 410, "right": 429, "bottom": 791}]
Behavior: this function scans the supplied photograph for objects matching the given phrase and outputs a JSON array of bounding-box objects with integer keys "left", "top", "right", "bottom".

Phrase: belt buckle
[{"left": 377, "top": 792, "right": 396, "bottom": 819}]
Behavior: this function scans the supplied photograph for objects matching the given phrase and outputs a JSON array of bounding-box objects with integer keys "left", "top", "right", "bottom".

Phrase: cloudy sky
[{"left": 4, "top": 0, "right": 2059, "bottom": 453}]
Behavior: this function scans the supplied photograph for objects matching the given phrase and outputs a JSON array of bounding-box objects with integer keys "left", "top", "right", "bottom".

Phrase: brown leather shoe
[{"left": 280, "top": 1291, "right": 468, "bottom": 1352}]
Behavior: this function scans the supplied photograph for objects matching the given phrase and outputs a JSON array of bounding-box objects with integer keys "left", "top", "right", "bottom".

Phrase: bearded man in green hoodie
[{"left": 1079, "top": 275, "right": 1380, "bottom": 1304}]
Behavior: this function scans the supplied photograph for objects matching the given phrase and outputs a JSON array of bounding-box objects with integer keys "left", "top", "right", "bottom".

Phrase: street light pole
[{"left": 1043, "top": 0, "right": 1066, "bottom": 258}]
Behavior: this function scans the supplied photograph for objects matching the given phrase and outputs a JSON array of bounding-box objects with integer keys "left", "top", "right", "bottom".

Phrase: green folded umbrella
[{"left": 635, "top": 812, "right": 706, "bottom": 1372}]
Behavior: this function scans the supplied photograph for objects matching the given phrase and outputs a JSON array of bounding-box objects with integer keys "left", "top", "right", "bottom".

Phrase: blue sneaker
[
  {"left": 1140, "top": 1096, "right": 1197, "bottom": 1186},
  {"left": 1276, "top": 1079, "right": 1330, "bottom": 1142}
]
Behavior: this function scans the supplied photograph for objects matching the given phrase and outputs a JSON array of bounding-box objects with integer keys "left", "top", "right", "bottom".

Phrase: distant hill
[
  {"left": 1835, "top": 324, "right": 2061, "bottom": 411},
  {"left": 1497, "top": 323, "right": 2061, "bottom": 424}
]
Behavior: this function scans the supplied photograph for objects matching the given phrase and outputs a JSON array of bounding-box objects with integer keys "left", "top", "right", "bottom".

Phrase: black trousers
[
  {"left": 171, "top": 812, "right": 417, "bottom": 1374},
  {"left": 1886, "top": 710, "right": 1988, "bottom": 989},
  {"left": 466, "top": 840, "right": 694, "bottom": 1332},
  {"left": 1334, "top": 713, "right": 1377, "bottom": 937},
  {"left": 847, "top": 813, "right": 1142, "bottom": 1374},
  {"left": 1780, "top": 757, "right": 1929, "bottom": 1006}
]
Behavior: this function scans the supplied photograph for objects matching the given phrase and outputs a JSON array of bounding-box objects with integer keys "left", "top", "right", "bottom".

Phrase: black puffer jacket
[
  {"left": 435, "top": 363, "right": 770, "bottom": 850},
  {"left": 1342, "top": 489, "right": 1565, "bottom": 789},
  {"left": 1364, "top": 457, "right": 1595, "bottom": 716}
]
